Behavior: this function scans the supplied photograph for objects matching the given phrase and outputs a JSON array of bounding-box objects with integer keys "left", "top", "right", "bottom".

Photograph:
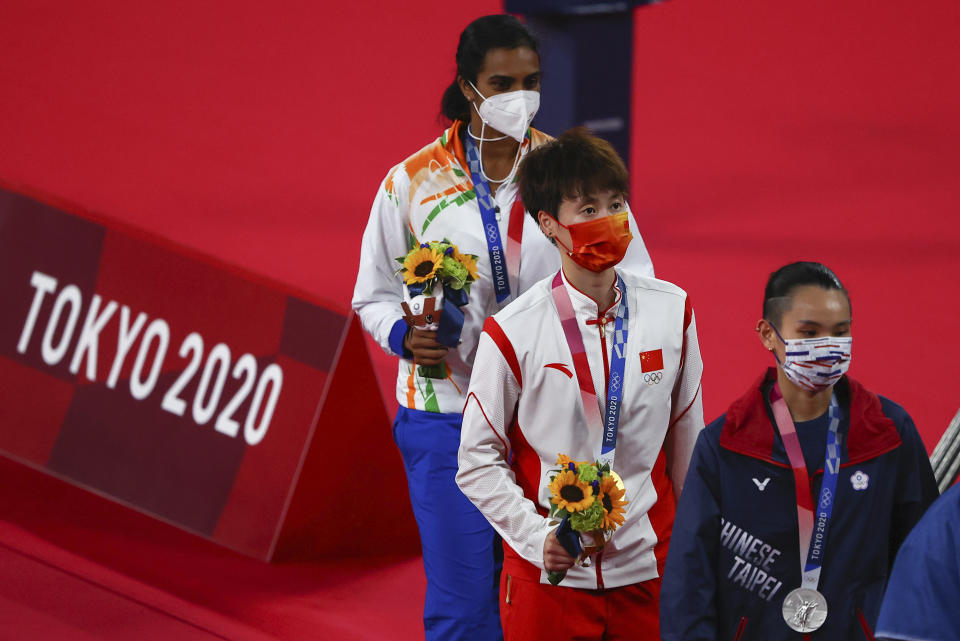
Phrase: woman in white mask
[
  {"left": 660, "top": 261, "right": 938, "bottom": 641},
  {"left": 352, "top": 14, "right": 653, "bottom": 641}
]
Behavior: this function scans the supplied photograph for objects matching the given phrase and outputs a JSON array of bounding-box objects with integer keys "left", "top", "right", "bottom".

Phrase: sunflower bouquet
[
  {"left": 546, "top": 454, "right": 629, "bottom": 586},
  {"left": 395, "top": 239, "right": 479, "bottom": 378}
]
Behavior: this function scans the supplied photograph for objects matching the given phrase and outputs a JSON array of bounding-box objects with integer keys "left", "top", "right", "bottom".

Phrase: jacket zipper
[
  {"left": 595, "top": 548, "right": 605, "bottom": 589},
  {"left": 598, "top": 318, "right": 610, "bottom": 383},
  {"left": 857, "top": 609, "right": 877, "bottom": 641},
  {"left": 732, "top": 617, "right": 748, "bottom": 641}
]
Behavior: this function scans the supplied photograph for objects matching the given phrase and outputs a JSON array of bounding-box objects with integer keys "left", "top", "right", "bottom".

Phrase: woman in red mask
[
  {"left": 351, "top": 15, "right": 655, "bottom": 641},
  {"left": 457, "top": 128, "right": 704, "bottom": 640}
]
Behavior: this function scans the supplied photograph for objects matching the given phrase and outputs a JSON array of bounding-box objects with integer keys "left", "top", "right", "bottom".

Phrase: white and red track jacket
[{"left": 457, "top": 267, "right": 704, "bottom": 590}]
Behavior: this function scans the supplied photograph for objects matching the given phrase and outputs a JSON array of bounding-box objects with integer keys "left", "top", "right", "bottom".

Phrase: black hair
[
  {"left": 439, "top": 14, "right": 540, "bottom": 124},
  {"left": 762, "top": 261, "right": 852, "bottom": 326},
  {"left": 518, "top": 127, "right": 630, "bottom": 225}
]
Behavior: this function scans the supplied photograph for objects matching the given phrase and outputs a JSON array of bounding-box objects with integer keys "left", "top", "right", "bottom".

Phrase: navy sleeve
[
  {"left": 881, "top": 397, "right": 939, "bottom": 565},
  {"left": 388, "top": 317, "right": 413, "bottom": 359},
  {"left": 876, "top": 485, "right": 960, "bottom": 641},
  {"left": 660, "top": 419, "right": 724, "bottom": 641}
]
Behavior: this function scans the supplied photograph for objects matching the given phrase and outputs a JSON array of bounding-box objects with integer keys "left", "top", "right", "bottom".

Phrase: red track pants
[{"left": 500, "top": 550, "right": 661, "bottom": 641}]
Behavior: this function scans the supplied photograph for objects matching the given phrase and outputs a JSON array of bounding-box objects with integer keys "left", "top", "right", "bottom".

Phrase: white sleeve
[
  {"left": 351, "top": 169, "right": 412, "bottom": 356},
  {"left": 666, "top": 303, "right": 705, "bottom": 497},
  {"left": 457, "top": 330, "right": 554, "bottom": 570},
  {"left": 622, "top": 205, "right": 655, "bottom": 278}
]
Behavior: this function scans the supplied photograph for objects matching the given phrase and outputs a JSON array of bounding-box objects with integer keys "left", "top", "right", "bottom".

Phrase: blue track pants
[{"left": 393, "top": 406, "right": 502, "bottom": 641}]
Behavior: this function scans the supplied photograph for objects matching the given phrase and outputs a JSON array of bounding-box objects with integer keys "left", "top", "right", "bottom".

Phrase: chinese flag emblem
[{"left": 640, "top": 349, "right": 664, "bottom": 373}]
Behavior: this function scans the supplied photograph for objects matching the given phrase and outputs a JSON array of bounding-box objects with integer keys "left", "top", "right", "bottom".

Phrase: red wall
[{"left": 1, "top": 0, "right": 957, "bottom": 445}]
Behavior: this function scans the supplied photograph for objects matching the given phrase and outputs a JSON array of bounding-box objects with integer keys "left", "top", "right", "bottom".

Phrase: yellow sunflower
[
  {"left": 453, "top": 248, "right": 479, "bottom": 282},
  {"left": 598, "top": 474, "right": 629, "bottom": 529},
  {"left": 402, "top": 247, "right": 444, "bottom": 285},
  {"left": 548, "top": 469, "right": 595, "bottom": 512}
]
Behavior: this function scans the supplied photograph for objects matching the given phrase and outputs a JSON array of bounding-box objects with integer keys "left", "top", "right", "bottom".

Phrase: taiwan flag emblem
[{"left": 640, "top": 349, "right": 664, "bottom": 373}]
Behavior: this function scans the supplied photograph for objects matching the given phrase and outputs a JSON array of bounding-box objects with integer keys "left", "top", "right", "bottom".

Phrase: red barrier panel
[{"left": 0, "top": 185, "right": 414, "bottom": 561}]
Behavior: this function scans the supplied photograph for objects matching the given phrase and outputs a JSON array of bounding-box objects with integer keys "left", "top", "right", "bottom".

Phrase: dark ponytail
[
  {"left": 440, "top": 14, "right": 540, "bottom": 124},
  {"left": 762, "top": 261, "right": 851, "bottom": 325},
  {"left": 440, "top": 81, "right": 471, "bottom": 126}
]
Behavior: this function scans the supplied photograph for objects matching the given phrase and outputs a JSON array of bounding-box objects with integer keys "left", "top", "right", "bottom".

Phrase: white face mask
[
  {"left": 772, "top": 326, "right": 853, "bottom": 392},
  {"left": 468, "top": 80, "right": 539, "bottom": 143}
]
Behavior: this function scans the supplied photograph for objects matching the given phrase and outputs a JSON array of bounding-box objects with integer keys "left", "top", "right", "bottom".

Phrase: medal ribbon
[
  {"left": 505, "top": 198, "right": 524, "bottom": 299},
  {"left": 551, "top": 271, "right": 629, "bottom": 467},
  {"left": 464, "top": 135, "right": 523, "bottom": 303},
  {"left": 769, "top": 382, "right": 842, "bottom": 591}
]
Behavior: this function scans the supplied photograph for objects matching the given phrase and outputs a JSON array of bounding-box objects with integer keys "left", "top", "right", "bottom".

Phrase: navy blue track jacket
[{"left": 660, "top": 369, "right": 938, "bottom": 641}]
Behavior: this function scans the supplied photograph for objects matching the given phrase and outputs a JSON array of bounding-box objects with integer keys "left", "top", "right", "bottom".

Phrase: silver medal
[{"left": 782, "top": 587, "right": 828, "bottom": 633}]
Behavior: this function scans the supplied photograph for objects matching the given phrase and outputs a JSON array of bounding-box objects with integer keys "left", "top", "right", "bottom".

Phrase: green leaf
[
  {"left": 569, "top": 502, "right": 604, "bottom": 531},
  {"left": 547, "top": 570, "right": 567, "bottom": 586}
]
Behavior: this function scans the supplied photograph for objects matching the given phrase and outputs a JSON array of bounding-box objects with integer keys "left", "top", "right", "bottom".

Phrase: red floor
[
  {"left": 0, "top": 457, "right": 426, "bottom": 640},
  {"left": 1, "top": 0, "right": 958, "bottom": 639}
]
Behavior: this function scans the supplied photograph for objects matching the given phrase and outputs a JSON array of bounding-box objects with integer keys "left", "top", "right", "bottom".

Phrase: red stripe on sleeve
[
  {"left": 669, "top": 381, "right": 702, "bottom": 429},
  {"left": 483, "top": 316, "right": 522, "bottom": 388},
  {"left": 464, "top": 392, "right": 510, "bottom": 454},
  {"left": 508, "top": 418, "right": 548, "bottom": 517},
  {"left": 648, "top": 446, "right": 678, "bottom": 575}
]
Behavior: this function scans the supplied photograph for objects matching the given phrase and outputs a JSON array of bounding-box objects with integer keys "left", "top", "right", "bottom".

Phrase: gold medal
[{"left": 609, "top": 470, "right": 625, "bottom": 492}]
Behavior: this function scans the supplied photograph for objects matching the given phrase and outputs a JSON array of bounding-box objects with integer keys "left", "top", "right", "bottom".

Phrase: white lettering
[
  {"left": 727, "top": 555, "right": 746, "bottom": 580},
  {"left": 766, "top": 548, "right": 781, "bottom": 570},
  {"left": 759, "top": 576, "right": 782, "bottom": 601},
  {"left": 41, "top": 284, "right": 82, "bottom": 366},
  {"left": 18, "top": 271, "right": 58, "bottom": 354},
  {"left": 161, "top": 332, "right": 204, "bottom": 416},
  {"left": 733, "top": 531, "right": 755, "bottom": 558},
  {"left": 605, "top": 397, "right": 619, "bottom": 437},
  {"left": 733, "top": 560, "right": 754, "bottom": 587},
  {"left": 129, "top": 319, "right": 169, "bottom": 400},
  {"left": 107, "top": 306, "right": 147, "bottom": 389},
  {"left": 214, "top": 353, "right": 257, "bottom": 437},
  {"left": 749, "top": 568, "right": 769, "bottom": 591},
  {"left": 244, "top": 363, "right": 282, "bottom": 446},
  {"left": 17, "top": 271, "right": 282, "bottom": 446},
  {"left": 195, "top": 343, "right": 230, "bottom": 426},
  {"left": 68, "top": 295, "right": 118, "bottom": 380},
  {"left": 722, "top": 519, "right": 786, "bottom": 600},
  {"left": 767, "top": 580, "right": 784, "bottom": 601},
  {"left": 720, "top": 519, "right": 739, "bottom": 549},
  {"left": 759, "top": 543, "right": 773, "bottom": 570}
]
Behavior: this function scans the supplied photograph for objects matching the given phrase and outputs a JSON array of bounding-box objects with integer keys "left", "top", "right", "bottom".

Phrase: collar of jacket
[
  {"left": 718, "top": 367, "right": 902, "bottom": 469},
  {"left": 440, "top": 120, "right": 538, "bottom": 177},
  {"left": 439, "top": 120, "right": 470, "bottom": 171}
]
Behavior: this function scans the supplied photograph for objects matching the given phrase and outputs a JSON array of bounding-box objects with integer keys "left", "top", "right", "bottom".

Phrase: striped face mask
[{"left": 772, "top": 326, "right": 853, "bottom": 392}]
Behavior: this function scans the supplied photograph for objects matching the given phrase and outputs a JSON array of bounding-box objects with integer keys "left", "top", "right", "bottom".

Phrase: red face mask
[{"left": 556, "top": 211, "right": 633, "bottom": 272}]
